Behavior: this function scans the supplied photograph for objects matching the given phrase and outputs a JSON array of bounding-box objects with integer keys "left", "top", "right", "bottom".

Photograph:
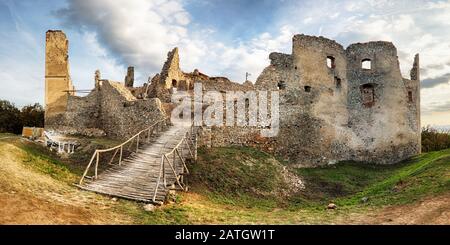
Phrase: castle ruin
[
  {"left": 254, "top": 35, "right": 421, "bottom": 166},
  {"left": 44, "top": 31, "right": 421, "bottom": 167}
]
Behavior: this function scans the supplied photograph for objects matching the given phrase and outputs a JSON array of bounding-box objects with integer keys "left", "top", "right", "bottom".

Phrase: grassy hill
[
  {"left": 0, "top": 137, "right": 448, "bottom": 224},
  {"left": 293, "top": 150, "right": 450, "bottom": 208}
]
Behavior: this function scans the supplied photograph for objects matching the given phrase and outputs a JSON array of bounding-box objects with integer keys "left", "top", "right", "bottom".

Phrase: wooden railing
[
  {"left": 152, "top": 125, "right": 197, "bottom": 203},
  {"left": 79, "top": 118, "right": 169, "bottom": 185}
]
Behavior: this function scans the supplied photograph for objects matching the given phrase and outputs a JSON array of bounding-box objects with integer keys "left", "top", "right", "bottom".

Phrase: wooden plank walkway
[{"left": 78, "top": 122, "right": 193, "bottom": 204}]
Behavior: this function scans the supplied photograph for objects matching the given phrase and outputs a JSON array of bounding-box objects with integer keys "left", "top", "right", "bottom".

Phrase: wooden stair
[{"left": 77, "top": 121, "right": 194, "bottom": 204}]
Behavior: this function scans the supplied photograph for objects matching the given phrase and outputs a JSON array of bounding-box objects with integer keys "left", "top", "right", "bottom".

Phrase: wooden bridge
[{"left": 77, "top": 119, "right": 197, "bottom": 204}]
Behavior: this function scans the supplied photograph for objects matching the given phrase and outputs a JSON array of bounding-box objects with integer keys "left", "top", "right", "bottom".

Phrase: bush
[
  {"left": 20, "top": 103, "right": 45, "bottom": 128},
  {"left": 0, "top": 100, "right": 22, "bottom": 134},
  {"left": 421, "top": 126, "right": 450, "bottom": 152},
  {"left": 0, "top": 100, "right": 45, "bottom": 134}
]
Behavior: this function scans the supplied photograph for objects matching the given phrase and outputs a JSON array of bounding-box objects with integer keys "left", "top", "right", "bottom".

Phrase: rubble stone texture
[{"left": 253, "top": 34, "right": 421, "bottom": 166}]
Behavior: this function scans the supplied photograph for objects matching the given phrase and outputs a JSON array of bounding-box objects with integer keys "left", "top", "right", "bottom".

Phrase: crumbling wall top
[
  {"left": 346, "top": 41, "right": 397, "bottom": 56},
  {"left": 47, "top": 30, "right": 64, "bottom": 33},
  {"left": 293, "top": 34, "right": 344, "bottom": 52},
  {"left": 269, "top": 52, "right": 293, "bottom": 68},
  {"left": 107, "top": 81, "right": 137, "bottom": 101}
]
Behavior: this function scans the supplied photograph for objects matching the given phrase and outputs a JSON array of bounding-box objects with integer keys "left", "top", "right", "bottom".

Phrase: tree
[
  {"left": 20, "top": 103, "right": 45, "bottom": 128},
  {"left": 0, "top": 100, "right": 22, "bottom": 134},
  {"left": 421, "top": 126, "right": 450, "bottom": 152},
  {"left": 0, "top": 100, "right": 45, "bottom": 135}
]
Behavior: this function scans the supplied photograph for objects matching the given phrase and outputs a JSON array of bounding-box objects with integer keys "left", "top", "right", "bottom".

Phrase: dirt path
[
  {"left": 339, "top": 193, "right": 450, "bottom": 224},
  {"left": 0, "top": 142, "right": 133, "bottom": 224}
]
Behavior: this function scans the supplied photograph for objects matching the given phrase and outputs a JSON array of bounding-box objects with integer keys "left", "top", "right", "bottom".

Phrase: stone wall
[
  {"left": 344, "top": 41, "right": 421, "bottom": 163},
  {"left": 44, "top": 31, "right": 166, "bottom": 140},
  {"left": 46, "top": 80, "right": 166, "bottom": 139},
  {"left": 99, "top": 81, "right": 166, "bottom": 139},
  {"left": 193, "top": 35, "right": 420, "bottom": 167}
]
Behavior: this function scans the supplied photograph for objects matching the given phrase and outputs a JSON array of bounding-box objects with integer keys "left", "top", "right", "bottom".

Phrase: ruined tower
[
  {"left": 45, "top": 30, "right": 74, "bottom": 124},
  {"left": 345, "top": 42, "right": 421, "bottom": 163},
  {"left": 147, "top": 47, "right": 186, "bottom": 101},
  {"left": 125, "top": 66, "right": 134, "bottom": 87}
]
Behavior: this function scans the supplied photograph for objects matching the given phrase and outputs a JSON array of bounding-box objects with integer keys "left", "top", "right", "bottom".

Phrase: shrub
[
  {"left": 0, "top": 100, "right": 45, "bottom": 134},
  {"left": 20, "top": 103, "right": 45, "bottom": 128},
  {"left": 421, "top": 126, "right": 450, "bottom": 152},
  {"left": 0, "top": 100, "right": 22, "bottom": 134}
]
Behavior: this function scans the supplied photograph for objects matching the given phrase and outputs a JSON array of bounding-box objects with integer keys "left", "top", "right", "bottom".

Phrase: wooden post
[
  {"left": 173, "top": 151, "right": 176, "bottom": 174},
  {"left": 176, "top": 148, "right": 189, "bottom": 174},
  {"left": 79, "top": 152, "right": 97, "bottom": 185},
  {"left": 119, "top": 146, "right": 123, "bottom": 165},
  {"left": 164, "top": 155, "right": 184, "bottom": 190},
  {"left": 95, "top": 151, "right": 99, "bottom": 179},
  {"left": 163, "top": 155, "right": 167, "bottom": 187},
  {"left": 185, "top": 138, "right": 194, "bottom": 160},
  {"left": 108, "top": 148, "right": 119, "bottom": 165},
  {"left": 194, "top": 133, "right": 198, "bottom": 161},
  {"left": 153, "top": 155, "right": 165, "bottom": 202}
]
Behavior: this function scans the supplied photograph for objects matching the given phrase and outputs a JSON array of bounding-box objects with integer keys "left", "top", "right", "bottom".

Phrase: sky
[{"left": 0, "top": 0, "right": 450, "bottom": 126}]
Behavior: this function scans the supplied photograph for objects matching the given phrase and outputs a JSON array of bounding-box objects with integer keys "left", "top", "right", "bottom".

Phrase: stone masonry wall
[
  {"left": 99, "top": 81, "right": 166, "bottom": 139},
  {"left": 199, "top": 34, "right": 420, "bottom": 167}
]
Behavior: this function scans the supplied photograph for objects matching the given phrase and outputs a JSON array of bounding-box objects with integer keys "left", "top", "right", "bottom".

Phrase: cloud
[
  {"left": 422, "top": 73, "right": 450, "bottom": 89},
  {"left": 55, "top": 0, "right": 295, "bottom": 84},
  {"left": 3, "top": 0, "right": 450, "bottom": 122},
  {"left": 271, "top": 0, "right": 450, "bottom": 118},
  {"left": 427, "top": 101, "right": 450, "bottom": 113},
  {"left": 421, "top": 82, "right": 450, "bottom": 115},
  {"left": 0, "top": 1, "right": 45, "bottom": 107},
  {"left": 54, "top": 0, "right": 450, "bottom": 118},
  {"left": 56, "top": 0, "right": 192, "bottom": 79}
]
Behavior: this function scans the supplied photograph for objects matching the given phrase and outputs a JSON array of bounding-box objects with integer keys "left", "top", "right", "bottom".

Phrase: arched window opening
[
  {"left": 172, "top": 79, "right": 178, "bottom": 87},
  {"left": 408, "top": 91, "right": 413, "bottom": 103}
]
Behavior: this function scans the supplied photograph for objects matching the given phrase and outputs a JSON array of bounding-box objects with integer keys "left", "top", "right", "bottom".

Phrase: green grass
[
  {"left": 21, "top": 154, "right": 77, "bottom": 184},
  {"left": 192, "top": 146, "right": 450, "bottom": 211},
  {"left": 190, "top": 146, "right": 288, "bottom": 209},
  {"left": 4, "top": 136, "right": 449, "bottom": 224},
  {"left": 337, "top": 149, "right": 450, "bottom": 206},
  {"left": 17, "top": 141, "right": 79, "bottom": 184},
  {"left": 292, "top": 149, "right": 450, "bottom": 207}
]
